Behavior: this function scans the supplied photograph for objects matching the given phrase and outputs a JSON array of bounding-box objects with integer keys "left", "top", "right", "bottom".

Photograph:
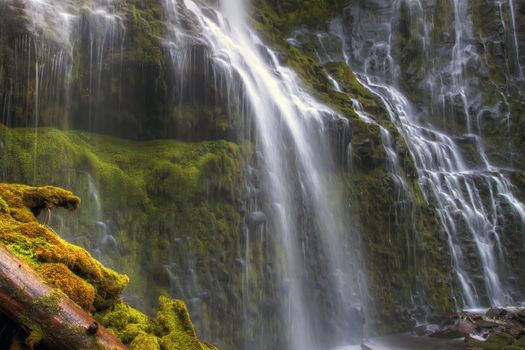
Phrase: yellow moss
[
  {"left": 156, "top": 296, "right": 197, "bottom": 336},
  {"left": 121, "top": 323, "right": 150, "bottom": 343},
  {"left": 39, "top": 263, "right": 96, "bottom": 311},
  {"left": 0, "top": 183, "right": 128, "bottom": 311},
  {"left": 98, "top": 302, "right": 151, "bottom": 340},
  {"left": 159, "top": 332, "right": 203, "bottom": 350},
  {"left": 0, "top": 184, "right": 80, "bottom": 217},
  {"left": 130, "top": 334, "right": 160, "bottom": 350},
  {"left": 23, "top": 186, "right": 80, "bottom": 210},
  {"left": 25, "top": 329, "right": 43, "bottom": 348},
  {"left": 155, "top": 296, "right": 220, "bottom": 350},
  {"left": 0, "top": 197, "right": 8, "bottom": 213},
  {"left": 0, "top": 185, "right": 26, "bottom": 208},
  {"left": 0, "top": 183, "right": 219, "bottom": 349},
  {"left": 8, "top": 208, "right": 36, "bottom": 223},
  {"left": 98, "top": 297, "right": 218, "bottom": 349}
]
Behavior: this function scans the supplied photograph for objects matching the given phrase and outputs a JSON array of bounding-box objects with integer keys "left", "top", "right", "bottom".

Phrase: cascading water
[
  {"left": 507, "top": 0, "right": 524, "bottom": 82},
  {"left": 2, "top": 0, "right": 525, "bottom": 348},
  {"left": 1, "top": 0, "right": 125, "bottom": 250},
  {"left": 163, "top": 1, "right": 366, "bottom": 349},
  {"left": 331, "top": 0, "right": 525, "bottom": 308},
  {"left": 1, "top": 0, "right": 124, "bottom": 132},
  {"left": 0, "top": 0, "right": 126, "bottom": 300}
]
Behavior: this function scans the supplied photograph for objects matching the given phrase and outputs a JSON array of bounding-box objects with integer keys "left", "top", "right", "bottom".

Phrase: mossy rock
[
  {"left": 252, "top": 0, "right": 344, "bottom": 31},
  {"left": 0, "top": 183, "right": 128, "bottom": 311},
  {"left": 467, "top": 332, "right": 516, "bottom": 350},
  {"left": 0, "top": 183, "right": 219, "bottom": 349},
  {"left": 97, "top": 296, "right": 219, "bottom": 350},
  {"left": 130, "top": 334, "right": 161, "bottom": 350},
  {"left": 0, "top": 124, "right": 243, "bottom": 348},
  {"left": 155, "top": 296, "right": 220, "bottom": 350}
]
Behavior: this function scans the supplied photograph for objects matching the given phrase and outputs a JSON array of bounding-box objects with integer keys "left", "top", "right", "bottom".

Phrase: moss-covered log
[
  {"left": 0, "top": 182, "right": 220, "bottom": 349},
  {"left": 0, "top": 245, "right": 127, "bottom": 349}
]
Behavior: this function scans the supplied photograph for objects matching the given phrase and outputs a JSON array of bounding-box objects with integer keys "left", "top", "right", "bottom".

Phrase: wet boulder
[
  {"left": 413, "top": 324, "right": 441, "bottom": 337},
  {"left": 486, "top": 307, "right": 508, "bottom": 319},
  {"left": 428, "top": 323, "right": 467, "bottom": 339},
  {"left": 518, "top": 309, "right": 525, "bottom": 322},
  {"left": 247, "top": 211, "right": 267, "bottom": 228}
]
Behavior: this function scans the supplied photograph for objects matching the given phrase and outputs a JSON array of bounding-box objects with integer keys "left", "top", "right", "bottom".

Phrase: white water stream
[
  {"left": 163, "top": 1, "right": 365, "bottom": 349},
  {"left": 335, "top": 0, "right": 525, "bottom": 308}
]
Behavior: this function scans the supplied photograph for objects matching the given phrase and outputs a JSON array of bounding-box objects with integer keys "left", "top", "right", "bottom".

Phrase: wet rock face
[
  {"left": 344, "top": 0, "right": 525, "bottom": 167},
  {"left": 339, "top": 0, "right": 525, "bottom": 306},
  {"left": 0, "top": 0, "right": 235, "bottom": 142}
]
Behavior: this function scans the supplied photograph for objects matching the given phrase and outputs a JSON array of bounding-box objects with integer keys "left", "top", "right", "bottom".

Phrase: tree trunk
[{"left": 0, "top": 245, "right": 127, "bottom": 350}]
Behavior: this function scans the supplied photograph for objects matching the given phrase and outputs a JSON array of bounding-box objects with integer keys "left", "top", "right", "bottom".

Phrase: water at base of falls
[{"left": 335, "top": 334, "right": 464, "bottom": 350}]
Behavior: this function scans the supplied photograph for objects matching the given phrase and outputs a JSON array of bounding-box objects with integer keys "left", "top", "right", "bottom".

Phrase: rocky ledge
[{"left": 413, "top": 307, "right": 525, "bottom": 350}]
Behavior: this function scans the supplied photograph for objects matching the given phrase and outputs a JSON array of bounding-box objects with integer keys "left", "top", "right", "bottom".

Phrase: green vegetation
[
  {"left": 252, "top": 0, "right": 344, "bottom": 31},
  {"left": 0, "top": 182, "right": 219, "bottom": 349},
  {"left": 0, "top": 183, "right": 128, "bottom": 311},
  {"left": 0, "top": 124, "right": 244, "bottom": 348}
]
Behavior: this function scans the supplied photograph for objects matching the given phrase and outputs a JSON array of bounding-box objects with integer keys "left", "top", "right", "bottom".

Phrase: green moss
[
  {"left": 98, "top": 302, "right": 151, "bottom": 337},
  {"left": 0, "top": 183, "right": 129, "bottom": 312},
  {"left": 0, "top": 182, "right": 218, "bottom": 349},
  {"left": 252, "top": 0, "right": 344, "bottom": 31},
  {"left": 155, "top": 296, "right": 197, "bottom": 336},
  {"left": 130, "top": 334, "right": 161, "bottom": 350},
  {"left": 126, "top": 1, "right": 165, "bottom": 67},
  {"left": 0, "top": 197, "right": 8, "bottom": 213},
  {"left": 6, "top": 237, "right": 38, "bottom": 265},
  {"left": 155, "top": 296, "right": 219, "bottom": 350},
  {"left": 97, "top": 297, "right": 218, "bottom": 349},
  {"left": 0, "top": 125, "right": 243, "bottom": 333},
  {"left": 33, "top": 290, "right": 64, "bottom": 317}
]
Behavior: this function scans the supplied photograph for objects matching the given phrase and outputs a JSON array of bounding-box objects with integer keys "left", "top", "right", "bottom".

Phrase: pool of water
[{"left": 334, "top": 333, "right": 464, "bottom": 350}]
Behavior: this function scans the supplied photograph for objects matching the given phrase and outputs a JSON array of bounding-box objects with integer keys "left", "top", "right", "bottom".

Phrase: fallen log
[{"left": 0, "top": 245, "right": 127, "bottom": 349}]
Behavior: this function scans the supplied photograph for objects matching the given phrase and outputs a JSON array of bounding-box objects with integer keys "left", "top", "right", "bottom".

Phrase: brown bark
[{"left": 0, "top": 245, "right": 127, "bottom": 350}]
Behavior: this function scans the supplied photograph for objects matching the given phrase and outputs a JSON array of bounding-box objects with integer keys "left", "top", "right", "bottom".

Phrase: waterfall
[
  {"left": 1, "top": 0, "right": 126, "bottom": 288},
  {"left": 508, "top": 0, "right": 524, "bottom": 81},
  {"left": 2, "top": 0, "right": 525, "bottom": 348},
  {"left": 163, "top": 1, "right": 365, "bottom": 349},
  {"left": 334, "top": 0, "right": 525, "bottom": 308},
  {"left": 3, "top": 0, "right": 124, "bottom": 134}
]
